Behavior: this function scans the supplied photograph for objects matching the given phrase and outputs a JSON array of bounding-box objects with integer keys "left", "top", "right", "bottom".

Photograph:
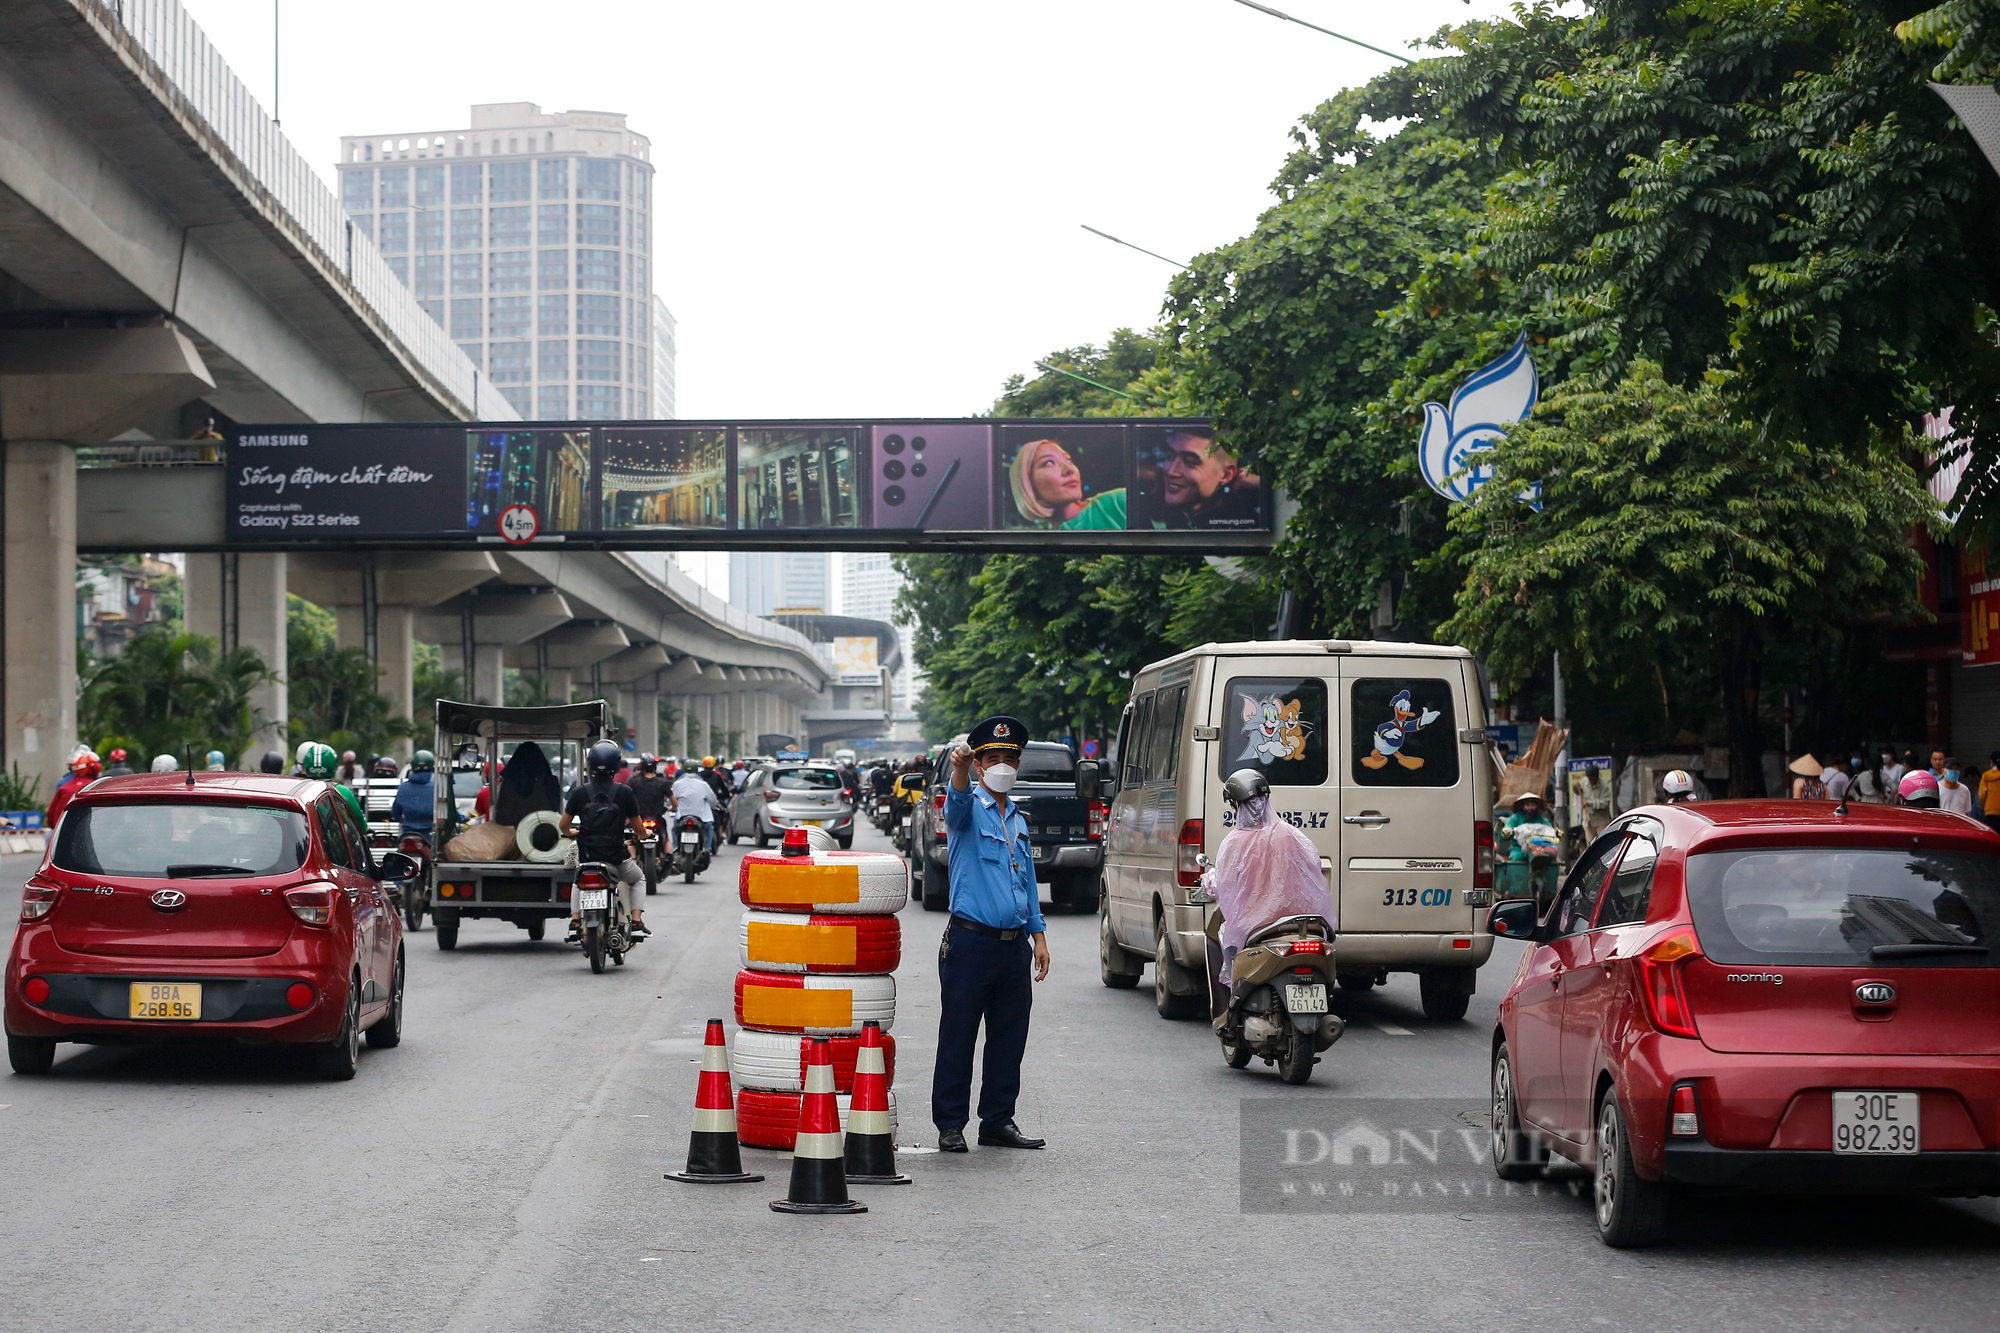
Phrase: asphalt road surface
[{"left": 5, "top": 821, "right": 1999, "bottom": 1331}]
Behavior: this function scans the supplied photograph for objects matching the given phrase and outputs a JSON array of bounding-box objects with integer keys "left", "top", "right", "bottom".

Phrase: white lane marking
[{"left": 1370, "top": 1020, "right": 1415, "bottom": 1036}]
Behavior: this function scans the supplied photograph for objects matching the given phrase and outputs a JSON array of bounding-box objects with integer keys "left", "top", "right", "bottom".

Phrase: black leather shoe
[
  {"left": 938, "top": 1129, "right": 968, "bottom": 1153},
  {"left": 977, "top": 1121, "right": 1045, "bottom": 1149}
]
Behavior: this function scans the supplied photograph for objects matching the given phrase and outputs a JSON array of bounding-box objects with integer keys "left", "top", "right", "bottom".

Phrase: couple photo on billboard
[{"left": 997, "top": 424, "right": 1264, "bottom": 533}]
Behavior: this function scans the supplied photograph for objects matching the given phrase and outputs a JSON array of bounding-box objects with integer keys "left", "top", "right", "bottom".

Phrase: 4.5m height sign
[{"left": 223, "top": 418, "right": 1271, "bottom": 553}]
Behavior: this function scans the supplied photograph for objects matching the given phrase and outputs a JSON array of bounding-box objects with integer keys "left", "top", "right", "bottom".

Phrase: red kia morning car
[
  {"left": 1487, "top": 799, "right": 2000, "bottom": 1247},
  {"left": 6, "top": 773, "right": 412, "bottom": 1080}
]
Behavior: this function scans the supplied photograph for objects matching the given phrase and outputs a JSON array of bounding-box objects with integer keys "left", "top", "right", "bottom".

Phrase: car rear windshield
[
  {"left": 1686, "top": 847, "right": 2000, "bottom": 968},
  {"left": 1020, "top": 747, "right": 1077, "bottom": 782},
  {"left": 54, "top": 802, "right": 310, "bottom": 879},
  {"left": 452, "top": 771, "right": 483, "bottom": 797},
  {"left": 775, "top": 768, "right": 842, "bottom": 791}
]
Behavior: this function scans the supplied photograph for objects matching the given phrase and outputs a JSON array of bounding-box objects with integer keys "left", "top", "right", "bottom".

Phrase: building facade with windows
[
  {"left": 337, "top": 102, "right": 673, "bottom": 420},
  {"left": 834, "top": 552, "right": 921, "bottom": 713}
]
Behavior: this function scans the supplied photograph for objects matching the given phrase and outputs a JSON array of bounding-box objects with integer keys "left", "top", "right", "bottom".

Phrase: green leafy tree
[
  {"left": 1440, "top": 362, "right": 1940, "bottom": 791},
  {"left": 80, "top": 628, "right": 275, "bottom": 764},
  {"left": 413, "top": 642, "right": 464, "bottom": 713},
  {"left": 285, "top": 596, "right": 412, "bottom": 756}
]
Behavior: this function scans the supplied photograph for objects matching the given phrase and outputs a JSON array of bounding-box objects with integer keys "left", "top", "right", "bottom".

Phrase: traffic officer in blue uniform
[{"left": 932, "top": 714, "right": 1050, "bottom": 1152}]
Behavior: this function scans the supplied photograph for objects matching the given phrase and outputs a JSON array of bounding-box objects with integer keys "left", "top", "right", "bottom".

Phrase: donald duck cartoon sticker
[
  {"left": 1364, "top": 689, "right": 1442, "bottom": 770},
  {"left": 1238, "top": 693, "right": 1311, "bottom": 765}
]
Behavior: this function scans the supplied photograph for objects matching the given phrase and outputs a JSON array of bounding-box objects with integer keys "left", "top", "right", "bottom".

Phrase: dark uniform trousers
[{"left": 931, "top": 920, "right": 1033, "bottom": 1132}]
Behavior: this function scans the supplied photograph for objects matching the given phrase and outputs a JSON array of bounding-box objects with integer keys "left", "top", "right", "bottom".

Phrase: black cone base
[
  {"left": 771, "top": 1154, "right": 864, "bottom": 1213},
  {"left": 846, "top": 1171, "right": 913, "bottom": 1185},
  {"left": 667, "top": 1131, "right": 763, "bottom": 1184},
  {"left": 846, "top": 1137, "right": 911, "bottom": 1185}
]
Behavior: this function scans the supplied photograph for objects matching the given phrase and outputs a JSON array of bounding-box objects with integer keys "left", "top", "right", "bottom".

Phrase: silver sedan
[{"left": 728, "top": 764, "right": 855, "bottom": 849}]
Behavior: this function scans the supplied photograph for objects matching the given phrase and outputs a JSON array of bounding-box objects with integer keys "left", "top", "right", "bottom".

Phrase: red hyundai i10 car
[
  {"left": 1486, "top": 799, "right": 2000, "bottom": 1246},
  {"left": 6, "top": 773, "right": 414, "bottom": 1080}
]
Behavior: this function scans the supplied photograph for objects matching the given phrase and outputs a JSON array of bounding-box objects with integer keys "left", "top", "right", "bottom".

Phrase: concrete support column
[
  {"left": 3, "top": 442, "right": 76, "bottom": 798},
  {"left": 633, "top": 684, "right": 660, "bottom": 755},
  {"left": 475, "top": 644, "right": 505, "bottom": 707},
  {"left": 237, "top": 554, "right": 289, "bottom": 767},
  {"left": 545, "top": 669, "right": 573, "bottom": 704},
  {"left": 676, "top": 694, "right": 693, "bottom": 758},
  {"left": 379, "top": 607, "right": 415, "bottom": 748}
]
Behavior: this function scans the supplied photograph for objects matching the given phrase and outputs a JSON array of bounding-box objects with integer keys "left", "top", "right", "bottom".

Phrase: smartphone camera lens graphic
[
  {"left": 911, "top": 436, "right": 927, "bottom": 453},
  {"left": 883, "top": 459, "right": 905, "bottom": 481},
  {"left": 911, "top": 461, "right": 926, "bottom": 478},
  {"left": 882, "top": 434, "right": 905, "bottom": 456},
  {"left": 883, "top": 484, "right": 906, "bottom": 506}
]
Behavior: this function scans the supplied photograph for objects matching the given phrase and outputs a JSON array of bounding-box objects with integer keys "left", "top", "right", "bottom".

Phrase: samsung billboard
[{"left": 223, "top": 418, "right": 1272, "bottom": 553}]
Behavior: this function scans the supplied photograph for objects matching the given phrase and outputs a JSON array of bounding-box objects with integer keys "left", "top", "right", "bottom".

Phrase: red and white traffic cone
[
  {"left": 844, "top": 1020, "right": 910, "bottom": 1185},
  {"left": 770, "top": 1037, "right": 866, "bottom": 1214},
  {"left": 666, "top": 1019, "right": 764, "bottom": 1184}
]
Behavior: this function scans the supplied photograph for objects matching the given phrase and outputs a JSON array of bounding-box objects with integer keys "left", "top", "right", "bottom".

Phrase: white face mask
[{"left": 981, "top": 763, "right": 1019, "bottom": 794}]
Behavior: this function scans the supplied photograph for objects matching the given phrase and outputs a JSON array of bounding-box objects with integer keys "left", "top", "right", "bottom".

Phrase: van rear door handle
[{"left": 1342, "top": 813, "right": 1391, "bottom": 826}]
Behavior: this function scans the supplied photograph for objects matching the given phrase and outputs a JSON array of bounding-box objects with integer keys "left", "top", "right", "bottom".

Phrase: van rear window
[
  {"left": 1349, "top": 678, "right": 1459, "bottom": 788},
  {"left": 1686, "top": 847, "right": 2000, "bottom": 968},
  {"left": 1219, "top": 677, "right": 1327, "bottom": 786}
]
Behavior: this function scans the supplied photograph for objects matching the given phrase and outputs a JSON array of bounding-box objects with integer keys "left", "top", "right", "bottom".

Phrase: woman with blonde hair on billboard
[{"left": 1008, "top": 438, "right": 1125, "bottom": 530}]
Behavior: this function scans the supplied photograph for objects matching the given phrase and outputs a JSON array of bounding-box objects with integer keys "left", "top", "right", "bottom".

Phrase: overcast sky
[{"left": 180, "top": 0, "right": 1514, "bottom": 422}]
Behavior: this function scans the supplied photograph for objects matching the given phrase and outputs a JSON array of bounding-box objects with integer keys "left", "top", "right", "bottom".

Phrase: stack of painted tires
[{"left": 731, "top": 849, "right": 907, "bottom": 1150}]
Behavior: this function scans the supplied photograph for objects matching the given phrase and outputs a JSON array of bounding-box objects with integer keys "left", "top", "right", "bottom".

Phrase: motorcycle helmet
[
  {"left": 1661, "top": 769, "right": 1696, "bottom": 802},
  {"left": 259, "top": 751, "right": 286, "bottom": 774},
  {"left": 411, "top": 749, "right": 436, "bottom": 772},
  {"left": 1899, "top": 770, "right": 1941, "bottom": 808},
  {"left": 205, "top": 750, "right": 227, "bottom": 771},
  {"left": 1222, "top": 768, "right": 1271, "bottom": 807},
  {"left": 298, "top": 742, "right": 338, "bottom": 780},
  {"left": 150, "top": 754, "right": 178, "bottom": 773},
  {"left": 702, "top": 755, "right": 717, "bottom": 768},
  {"left": 587, "top": 740, "right": 622, "bottom": 777},
  {"left": 371, "top": 756, "right": 400, "bottom": 778},
  {"left": 638, "top": 755, "right": 658, "bottom": 774},
  {"left": 108, "top": 748, "right": 128, "bottom": 763},
  {"left": 69, "top": 749, "right": 99, "bottom": 776}
]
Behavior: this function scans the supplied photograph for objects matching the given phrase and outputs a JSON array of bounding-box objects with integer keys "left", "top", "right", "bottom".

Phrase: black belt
[{"left": 951, "top": 915, "right": 1025, "bottom": 942}]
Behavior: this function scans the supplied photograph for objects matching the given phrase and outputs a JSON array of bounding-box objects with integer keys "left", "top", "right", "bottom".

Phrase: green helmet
[
  {"left": 411, "top": 749, "right": 436, "bottom": 772},
  {"left": 299, "top": 742, "right": 338, "bottom": 780}
]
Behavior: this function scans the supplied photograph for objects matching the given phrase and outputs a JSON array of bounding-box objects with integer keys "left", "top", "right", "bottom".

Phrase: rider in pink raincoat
[{"left": 1207, "top": 768, "right": 1337, "bottom": 985}]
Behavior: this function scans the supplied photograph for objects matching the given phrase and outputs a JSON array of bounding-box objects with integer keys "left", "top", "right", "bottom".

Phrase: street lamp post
[
  {"left": 1034, "top": 361, "right": 1135, "bottom": 401},
  {"left": 1226, "top": 0, "right": 1415, "bottom": 64}
]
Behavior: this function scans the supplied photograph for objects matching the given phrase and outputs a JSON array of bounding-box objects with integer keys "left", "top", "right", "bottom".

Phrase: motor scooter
[
  {"left": 1192, "top": 865, "right": 1343, "bottom": 1085},
  {"left": 573, "top": 861, "right": 638, "bottom": 974},
  {"left": 635, "top": 816, "right": 663, "bottom": 895},
  {"left": 671, "top": 812, "right": 711, "bottom": 883},
  {"left": 393, "top": 830, "right": 432, "bottom": 931}
]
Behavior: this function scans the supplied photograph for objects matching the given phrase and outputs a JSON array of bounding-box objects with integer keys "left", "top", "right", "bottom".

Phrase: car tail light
[
  {"left": 1088, "top": 798, "right": 1108, "bottom": 841},
  {"left": 22, "top": 976, "right": 51, "bottom": 1006},
  {"left": 19, "top": 883, "right": 59, "bottom": 922},
  {"left": 1176, "top": 819, "right": 1205, "bottom": 888},
  {"left": 931, "top": 789, "right": 947, "bottom": 838},
  {"left": 1637, "top": 931, "right": 1702, "bottom": 1038},
  {"left": 285, "top": 885, "right": 336, "bottom": 927},
  {"left": 1286, "top": 939, "right": 1326, "bottom": 955},
  {"left": 576, "top": 869, "right": 610, "bottom": 891},
  {"left": 1474, "top": 820, "right": 1494, "bottom": 889},
  {"left": 763, "top": 789, "right": 781, "bottom": 802},
  {"left": 1670, "top": 1083, "right": 1700, "bottom": 1137},
  {"left": 285, "top": 982, "right": 316, "bottom": 1011}
]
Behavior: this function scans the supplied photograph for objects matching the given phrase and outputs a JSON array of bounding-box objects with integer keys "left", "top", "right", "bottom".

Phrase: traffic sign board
[{"left": 498, "top": 503, "right": 540, "bottom": 545}]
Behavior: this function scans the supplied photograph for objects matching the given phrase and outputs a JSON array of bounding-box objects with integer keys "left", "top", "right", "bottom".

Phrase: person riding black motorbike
[{"left": 563, "top": 740, "right": 648, "bottom": 939}]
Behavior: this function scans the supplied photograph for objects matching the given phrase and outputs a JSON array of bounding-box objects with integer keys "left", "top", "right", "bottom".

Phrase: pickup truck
[
  {"left": 914, "top": 740, "right": 1107, "bottom": 915},
  {"left": 425, "top": 698, "right": 612, "bottom": 950}
]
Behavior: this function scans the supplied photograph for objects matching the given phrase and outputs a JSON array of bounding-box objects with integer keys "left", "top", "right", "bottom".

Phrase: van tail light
[
  {"left": 1088, "top": 798, "right": 1108, "bottom": 841},
  {"left": 1176, "top": 819, "right": 1205, "bottom": 888},
  {"left": 19, "top": 883, "right": 59, "bottom": 922},
  {"left": 1637, "top": 931, "right": 1702, "bottom": 1038},
  {"left": 285, "top": 885, "right": 336, "bottom": 928},
  {"left": 1474, "top": 820, "right": 1494, "bottom": 889},
  {"left": 1285, "top": 939, "right": 1326, "bottom": 955},
  {"left": 1670, "top": 1083, "right": 1701, "bottom": 1137}
]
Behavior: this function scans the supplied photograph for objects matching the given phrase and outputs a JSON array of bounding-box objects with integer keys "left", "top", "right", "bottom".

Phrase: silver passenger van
[{"left": 1098, "top": 639, "right": 1495, "bottom": 1021}]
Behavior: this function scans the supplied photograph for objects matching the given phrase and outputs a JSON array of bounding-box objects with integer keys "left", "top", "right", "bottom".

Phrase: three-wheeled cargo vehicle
[{"left": 425, "top": 698, "right": 612, "bottom": 950}]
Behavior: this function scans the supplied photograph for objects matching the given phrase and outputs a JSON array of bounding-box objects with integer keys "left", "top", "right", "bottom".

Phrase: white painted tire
[
  {"left": 737, "top": 850, "right": 908, "bottom": 915},
  {"left": 733, "top": 968, "right": 896, "bottom": 1035},
  {"left": 729, "top": 1027, "right": 897, "bottom": 1094},
  {"left": 737, "top": 1088, "right": 898, "bottom": 1152},
  {"left": 738, "top": 910, "right": 902, "bottom": 974},
  {"left": 516, "top": 810, "right": 568, "bottom": 863}
]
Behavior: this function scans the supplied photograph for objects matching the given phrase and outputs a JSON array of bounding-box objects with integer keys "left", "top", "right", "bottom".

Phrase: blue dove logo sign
[{"left": 1417, "top": 336, "right": 1540, "bottom": 503}]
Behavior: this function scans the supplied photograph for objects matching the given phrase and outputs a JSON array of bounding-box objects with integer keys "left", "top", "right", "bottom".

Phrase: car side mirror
[
  {"left": 376, "top": 851, "right": 419, "bottom": 882},
  {"left": 1076, "top": 760, "right": 1101, "bottom": 802},
  {"left": 904, "top": 774, "right": 925, "bottom": 792},
  {"left": 1486, "top": 898, "right": 1541, "bottom": 941}
]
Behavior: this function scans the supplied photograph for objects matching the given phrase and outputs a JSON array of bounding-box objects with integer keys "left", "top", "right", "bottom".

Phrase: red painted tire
[
  {"left": 736, "top": 1088, "right": 899, "bottom": 1152},
  {"left": 737, "top": 850, "right": 907, "bottom": 915},
  {"left": 738, "top": 910, "right": 902, "bottom": 974},
  {"left": 730, "top": 1027, "right": 897, "bottom": 1094},
  {"left": 733, "top": 968, "right": 896, "bottom": 1035}
]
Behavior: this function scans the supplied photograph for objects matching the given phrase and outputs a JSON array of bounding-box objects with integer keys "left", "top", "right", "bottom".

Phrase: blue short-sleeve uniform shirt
[{"left": 943, "top": 778, "right": 1044, "bottom": 934}]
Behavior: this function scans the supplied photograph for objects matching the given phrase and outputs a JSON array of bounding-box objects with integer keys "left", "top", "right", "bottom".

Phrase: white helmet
[
  {"left": 1661, "top": 769, "right": 1695, "bottom": 801},
  {"left": 150, "top": 754, "right": 179, "bottom": 772}
]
